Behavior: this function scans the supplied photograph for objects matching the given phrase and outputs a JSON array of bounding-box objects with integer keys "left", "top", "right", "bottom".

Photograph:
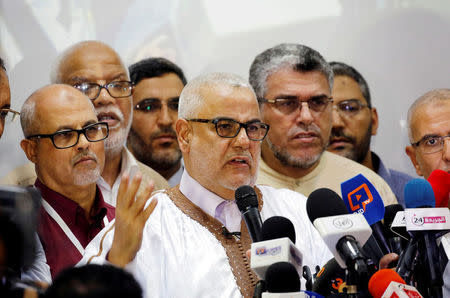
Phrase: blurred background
[{"left": 1, "top": 0, "right": 449, "bottom": 177}]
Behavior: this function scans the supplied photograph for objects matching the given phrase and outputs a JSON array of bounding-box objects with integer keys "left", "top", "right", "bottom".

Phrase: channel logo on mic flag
[{"left": 341, "top": 174, "right": 385, "bottom": 225}]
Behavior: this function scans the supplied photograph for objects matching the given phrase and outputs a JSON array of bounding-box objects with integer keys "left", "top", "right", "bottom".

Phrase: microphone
[
  {"left": 262, "top": 262, "right": 324, "bottom": 297},
  {"left": 400, "top": 178, "right": 449, "bottom": 297},
  {"left": 341, "top": 174, "right": 391, "bottom": 258},
  {"left": 368, "top": 269, "right": 423, "bottom": 298},
  {"left": 250, "top": 216, "right": 303, "bottom": 279},
  {"left": 306, "top": 188, "right": 372, "bottom": 272},
  {"left": 428, "top": 169, "right": 450, "bottom": 208},
  {"left": 383, "top": 204, "right": 407, "bottom": 256},
  {"left": 235, "top": 185, "right": 263, "bottom": 242},
  {"left": 312, "top": 258, "right": 346, "bottom": 296}
]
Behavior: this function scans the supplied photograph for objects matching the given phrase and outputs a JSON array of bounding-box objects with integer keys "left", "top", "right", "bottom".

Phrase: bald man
[
  {"left": 1, "top": 41, "right": 169, "bottom": 205},
  {"left": 20, "top": 84, "right": 156, "bottom": 279}
]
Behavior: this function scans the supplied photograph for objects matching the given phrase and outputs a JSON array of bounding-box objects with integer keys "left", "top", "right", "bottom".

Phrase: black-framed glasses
[
  {"left": 26, "top": 122, "right": 109, "bottom": 149},
  {"left": 135, "top": 98, "right": 179, "bottom": 113},
  {"left": 0, "top": 108, "right": 20, "bottom": 123},
  {"left": 74, "top": 81, "right": 133, "bottom": 100},
  {"left": 332, "top": 99, "right": 369, "bottom": 117},
  {"left": 411, "top": 134, "right": 450, "bottom": 154},
  {"left": 187, "top": 118, "right": 269, "bottom": 141},
  {"left": 258, "top": 95, "right": 333, "bottom": 115}
]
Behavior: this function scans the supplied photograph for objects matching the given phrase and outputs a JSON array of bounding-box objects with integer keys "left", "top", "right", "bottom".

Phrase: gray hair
[
  {"left": 407, "top": 88, "right": 450, "bottom": 142},
  {"left": 50, "top": 40, "right": 129, "bottom": 83},
  {"left": 178, "top": 72, "right": 255, "bottom": 119},
  {"left": 329, "top": 61, "right": 371, "bottom": 107},
  {"left": 20, "top": 97, "right": 37, "bottom": 137},
  {"left": 249, "top": 43, "right": 333, "bottom": 98}
]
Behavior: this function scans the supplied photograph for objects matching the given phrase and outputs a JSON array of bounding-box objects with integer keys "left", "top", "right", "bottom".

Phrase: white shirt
[
  {"left": 97, "top": 148, "right": 139, "bottom": 206},
  {"left": 80, "top": 170, "right": 332, "bottom": 297}
]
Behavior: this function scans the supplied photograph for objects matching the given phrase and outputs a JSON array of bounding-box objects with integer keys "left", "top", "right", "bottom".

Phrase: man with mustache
[
  {"left": 1, "top": 41, "right": 169, "bottom": 205},
  {"left": 81, "top": 73, "right": 332, "bottom": 297},
  {"left": 19, "top": 84, "right": 156, "bottom": 279},
  {"left": 249, "top": 44, "right": 397, "bottom": 205},
  {"left": 327, "top": 62, "right": 413, "bottom": 206},
  {"left": 0, "top": 57, "right": 20, "bottom": 139},
  {"left": 127, "top": 58, "right": 186, "bottom": 186}
]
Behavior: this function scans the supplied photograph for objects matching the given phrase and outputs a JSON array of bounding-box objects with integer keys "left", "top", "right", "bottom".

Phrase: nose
[
  {"left": 443, "top": 137, "right": 450, "bottom": 162},
  {"left": 92, "top": 85, "right": 115, "bottom": 107},
  {"left": 158, "top": 103, "right": 174, "bottom": 127},
  {"left": 331, "top": 106, "right": 345, "bottom": 129},
  {"left": 233, "top": 125, "right": 251, "bottom": 149},
  {"left": 296, "top": 101, "right": 314, "bottom": 125},
  {"left": 76, "top": 132, "right": 90, "bottom": 151}
]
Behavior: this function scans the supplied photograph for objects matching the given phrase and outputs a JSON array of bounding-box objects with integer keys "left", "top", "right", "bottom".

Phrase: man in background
[
  {"left": 127, "top": 58, "right": 186, "bottom": 186},
  {"left": 0, "top": 57, "right": 19, "bottom": 139},
  {"left": 327, "top": 61, "right": 413, "bottom": 206},
  {"left": 249, "top": 43, "right": 397, "bottom": 206}
]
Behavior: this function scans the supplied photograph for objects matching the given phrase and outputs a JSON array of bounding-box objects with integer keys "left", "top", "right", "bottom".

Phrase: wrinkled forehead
[
  {"left": 198, "top": 83, "right": 260, "bottom": 120},
  {"left": 58, "top": 45, "right": 128, "bottom": 83},
  {"left": 411, "top": 101, "right": 450, "bottom": 139}
]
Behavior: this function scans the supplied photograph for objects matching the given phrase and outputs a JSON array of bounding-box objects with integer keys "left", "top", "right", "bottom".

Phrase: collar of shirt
[
  {"left": 97, "top": 147, "right": 139, "bottom": 206},
  {"left": 35, "top": 179, "right": 108, "bottom": 226},
  {"left": 168, "top": 158, "right": 184, "bottom": 187},
  {"left": 179, "top": 170, "right": 242, "bottom": 232}
]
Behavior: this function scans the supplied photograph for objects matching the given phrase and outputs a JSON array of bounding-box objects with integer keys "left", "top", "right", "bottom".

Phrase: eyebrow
[
  {"left": 0, "top": 104, "right": 11, "bottom": 109},
  {"left": 69, "top": 73, "right": 128, "bottom": 84},
  {"left": 273, "top": 93, "right": 329, "bottom": 100},
  {"left": 54, "top": 120, "right": 98, "bottom": 132},
  {"left": 215, "top": 117, "right": 262, "bottom": 123}
]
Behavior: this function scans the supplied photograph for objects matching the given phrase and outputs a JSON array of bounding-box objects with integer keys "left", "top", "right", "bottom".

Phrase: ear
[
  {"left": 370, "top": 107, "right": 379, "bottom": 136},
  {"left": 405, "top": 145, "right": 423, "bottom": 176},
  {"left": 20, "top": 139, "right": 38, "bottom": 164},
  {"left": 176, "top": 118, "right": 192, "bottom": 153}
]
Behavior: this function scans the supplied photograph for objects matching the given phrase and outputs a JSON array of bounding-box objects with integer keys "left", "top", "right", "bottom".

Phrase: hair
[
  {"left": 329, "top": 61, "right": 371, "bottom": 107},
  {"left": 129, "top": 57, "right": 187, "bottom": 85},
  {"left": 178, "top": 72, "right": 255, "bottom": 119},
  {"left": 45, "top": 264, "right": 143, "bottom": 298},
  {"left": 0, "top": 57, "right": 5, "bottom": 71},
  {"left": 406, "top": 88, "right": 450, "bottom": 142},
  {"left": 20, "top": 97, "right": 37, "bottom": 137},
  {"left": 50, "top": 40, "right": 129, "bottom": 83},
  {"left": 249, "top": 43, "right": 333, "bottom": 98}
]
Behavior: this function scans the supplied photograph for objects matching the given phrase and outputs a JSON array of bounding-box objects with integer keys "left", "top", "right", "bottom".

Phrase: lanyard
[{"left": 42, "top": 200, "right": 109, "bottom": 255}]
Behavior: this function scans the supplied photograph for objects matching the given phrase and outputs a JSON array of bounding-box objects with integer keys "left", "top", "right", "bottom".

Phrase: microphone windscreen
[
  {"left": 368, "top": 269, "right": 406, "bottom": 298},
  {"left": 312, "top": 258, "right": 346, "bottom": 295},
  {"left": 428, "top": 169, "right": 450, "bottom": 208},
  {"left": 235, "top": 185, "right": 258, "bottom": 211},
  {"left": 306, "top": 188, "right": 348, "bottom": 223},
  {"left": 265, "top": 262, "right": 301, "bottom": 293},
  {"left": 384, "top": 204, "right": 404, "bottom": 237},
  {"left": 404, "top": 179, "right": 435, "bottom": 208},
  {"left": 260, "top": 216, "right": 296, "bottom": 243}
]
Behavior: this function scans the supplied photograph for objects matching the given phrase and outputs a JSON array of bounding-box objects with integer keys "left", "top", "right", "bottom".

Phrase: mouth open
[{"left": 97, "top": 112, "right": 120, "bottom": 128}]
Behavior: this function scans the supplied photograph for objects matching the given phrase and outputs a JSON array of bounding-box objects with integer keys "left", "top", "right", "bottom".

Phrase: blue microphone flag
[{"left": 340, "top": 174, "right": 385, "bottom": 225}]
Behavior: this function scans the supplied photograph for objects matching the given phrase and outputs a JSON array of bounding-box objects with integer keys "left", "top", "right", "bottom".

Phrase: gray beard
[{"left": 266, "top": 138, "right": 323, "bottom": 169}]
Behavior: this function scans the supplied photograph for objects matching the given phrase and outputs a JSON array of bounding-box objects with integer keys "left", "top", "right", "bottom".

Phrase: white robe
[{"left": 79, "top": 180, "right": 332, "bottom": 297}]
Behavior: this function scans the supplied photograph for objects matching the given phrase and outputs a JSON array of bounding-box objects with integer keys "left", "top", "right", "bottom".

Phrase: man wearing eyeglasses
[
  {"left": 127, "top": 58, "right": 186, "bottom": 186},
  {"left": 19, "top": 84, "right": 156, "bottom": 279},
  {"left": 249, "top": 44, "right": 397, "bottom": 206},
  {"left": 0, "top": 57, "right": 19, "bottom": 138},
  {"left": 405, "top": 89, "right": 450, "bottom": 180},
  {"left": 81, "top": 73, "right": 332, "bottom": 297},
  {"left": 327, "top": 62, "right": 413, "bottom": 206}
]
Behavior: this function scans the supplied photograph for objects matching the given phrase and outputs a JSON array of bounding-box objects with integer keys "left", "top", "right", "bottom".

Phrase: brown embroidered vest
[{"left": 165, "top": 186, "right": 263, "bottom": 298}]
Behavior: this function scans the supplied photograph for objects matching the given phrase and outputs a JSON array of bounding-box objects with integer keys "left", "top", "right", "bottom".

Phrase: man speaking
[{"left": 81, "top": 73, "right": 332, "bottom": 297}]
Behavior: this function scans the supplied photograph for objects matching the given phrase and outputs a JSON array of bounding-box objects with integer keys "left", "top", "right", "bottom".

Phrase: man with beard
[
  {"left": 327, "top": 62, "right": 413, "bottom": 206},
  {"left": 80, "top": 73, "right": 332, "bottom": 297},
  {"left": 19, "top": 84, "right": 156, "bottom": 279},
  {"left": 0, "top": 57, "right": 20, "bottom": 138},
  {"left": 127, "top": 58, "right": 186, "bottom": 186},
  {"left": 1, "top": 41, "right": 169, "bottom": 205},
  {"left": 249, "top": 44, "right": 397, "bottom": 206}
]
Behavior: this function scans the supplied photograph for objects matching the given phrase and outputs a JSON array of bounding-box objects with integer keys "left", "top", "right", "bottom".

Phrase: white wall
[{"left": 1, "top": 0, "right": 449, "bottom": 177}]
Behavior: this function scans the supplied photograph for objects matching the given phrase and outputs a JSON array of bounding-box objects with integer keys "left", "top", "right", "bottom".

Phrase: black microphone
[
  {"left": 383, "top": 204, "right": 407, "bottom": 256},
  {"left": 235, "top": 185, "right": 263, "bottom": 242},
  {"left": 312, "top": 258, "right": 346, "bottom": 296},
  {"left": 265, "top": 262, "right": 301, "bottom": 294}
]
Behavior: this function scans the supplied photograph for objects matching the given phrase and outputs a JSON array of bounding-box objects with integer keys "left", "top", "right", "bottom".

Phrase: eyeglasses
[
  {"left": 411, "top": 134, "right": 450, "bottom": 154},
  {"left": 0, "top": 108, "right": 20, "bottom": 123},
  {"left": 26, "top": 122, "right": 109, "bottom": 149},
  {"left": 332, "top": 99, "right": 369, "bottom": 117},
  {"left": 187, "top": 118, "right": 270, "bottom": 141},
  {"left": 74, "top": 81, "right": 133, "bottom": 100},
  {"left": 135, "top": 98, "right": 179, "bottom": 113},
  {"left": 258, "top": 95, "right": 333, "bottom": 115}
]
